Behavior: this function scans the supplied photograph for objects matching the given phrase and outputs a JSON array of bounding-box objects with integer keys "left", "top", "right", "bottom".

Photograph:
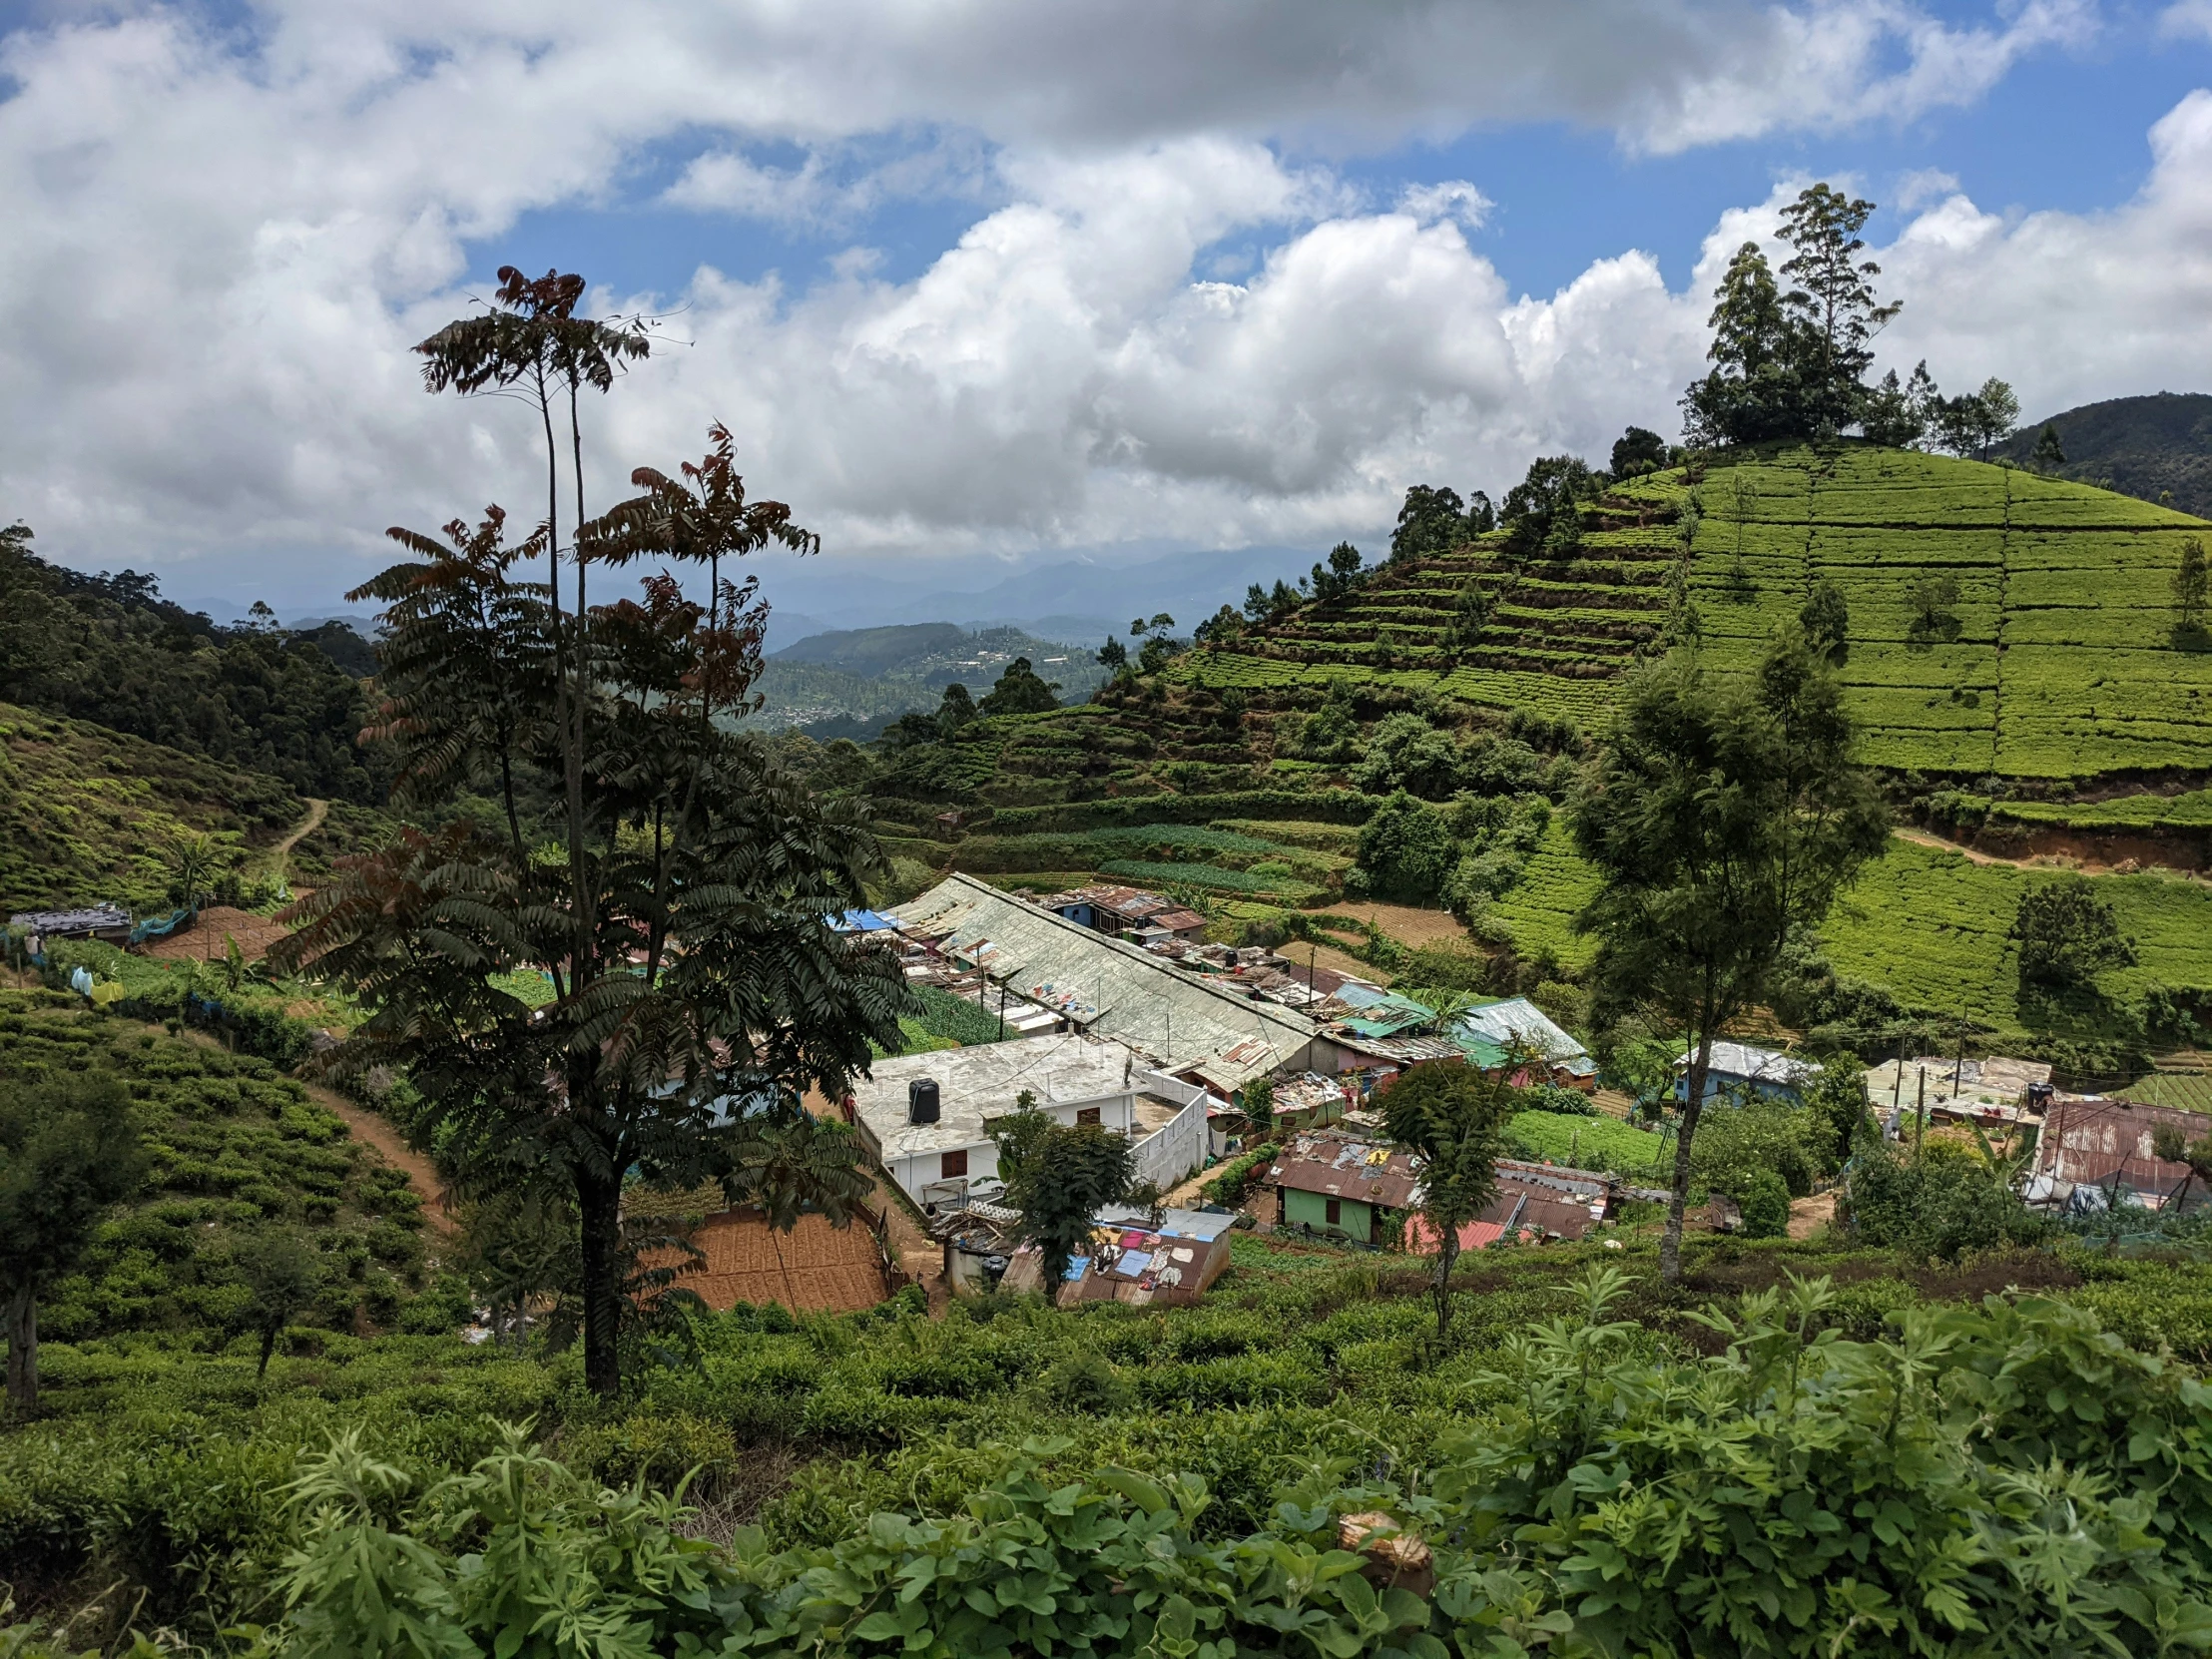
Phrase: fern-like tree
[
  {"left": 1569, "top": 628, "right": 1889, "bottom": 1282},
  {"left": 1380, "top": 1059, "right": 1511, "bottom": 1340},
  {"left": 275, "top": 286, "right": 910, "bottom": 1396},
  {"left": 0, "top": 1071, "right": 145, "bottom": 1411}
]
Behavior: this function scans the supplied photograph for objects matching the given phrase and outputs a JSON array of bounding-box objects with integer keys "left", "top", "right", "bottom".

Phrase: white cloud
[
  {"left": 0, "top": 0, "right": 2169, "bottom": 606},
  {"left": 1397, "top": 181, "right": 1492, "bottom": 230},
  {"left": 2159, "top": 0, "right": 2212, "bottom": 41}
]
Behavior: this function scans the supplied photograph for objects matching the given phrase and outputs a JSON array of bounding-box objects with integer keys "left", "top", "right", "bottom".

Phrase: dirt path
[
  {"left": 1788, "top": 1191, "right": 1837, "bottom": 1241},
  {"left": 261, "top": 796, "right": 329, "bottom": 883},
  {"left": 1893, "top": 828, "right": 2040, "bottom": 869},
  {"left": 1894, "top": 826, "right": 2211, "bottom": 884},
  {"left": 302, "top": 1080, "right": 457, "bottom": 1243},
  {"left": 1312, "top": 901, "right": 1468, "bottom": 950}
]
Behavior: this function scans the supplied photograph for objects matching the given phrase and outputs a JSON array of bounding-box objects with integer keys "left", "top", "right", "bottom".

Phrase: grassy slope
[
  {"left": 1484, "top": 820, "right": 2212, "bottom": 1044},
  {"left": 0, "top": 993, "right": 435, "bottom": 1340},
  {"left": 0, "top": 702, "right": 306, "bottom": 913},
  {"left": 1654, "top": 447, "right": 2212, "bottom": 784}
]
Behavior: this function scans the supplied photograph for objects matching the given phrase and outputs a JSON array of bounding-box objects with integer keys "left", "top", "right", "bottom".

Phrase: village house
[
  {"left": 843, "top": 1032, "right": 1209, "bottom": 1212},
  {"left": 1676, "top": 1040, "right": 1822, "bottom": 1103},
  {"left": 1264, "top": 1129, "right": 1422, "bottom": 1244}
]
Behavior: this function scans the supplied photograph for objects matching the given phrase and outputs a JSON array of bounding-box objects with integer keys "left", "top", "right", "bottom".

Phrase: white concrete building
[{"left": 848, "top": 1033, "right": 1205, "bottom": 1211}]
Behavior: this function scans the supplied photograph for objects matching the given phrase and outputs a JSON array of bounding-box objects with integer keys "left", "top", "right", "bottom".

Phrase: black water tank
[{"left": 908, "top": 1077, "right": 940, "bottom": 1125}]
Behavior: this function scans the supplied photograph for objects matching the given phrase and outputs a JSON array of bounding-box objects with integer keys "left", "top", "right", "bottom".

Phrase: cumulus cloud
[{"left": 0, "top": 0, "right": 2176, "bottom": 603}]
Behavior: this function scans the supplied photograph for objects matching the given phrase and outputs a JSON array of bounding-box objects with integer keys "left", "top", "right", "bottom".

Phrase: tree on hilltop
[
  {"left": 1778, "top": 185, "right": 1901, "bottom": 436},
  {"left": 978, "top": 656, "right": 1061, "bottom": 716},
  {"left": 1390, "top": 485, "right": 1468, "bottom": 564},
  {"left": 1610, "top": 426, "right": 1668, "bottom": 478},
  {"left": 1501, "top": 455, "right": 1598, "bottom": 558},
  {"left": 2032, "top": 422, "right": 2067, "bottom": 474}
]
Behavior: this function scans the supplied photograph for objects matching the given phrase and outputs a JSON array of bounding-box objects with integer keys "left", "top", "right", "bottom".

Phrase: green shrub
[
  {"left": 1844, "top": 1142, "right": 2048, "bottom": 1260},
  {"left": 1736, "top": 1168, "right": 1791, "bottom": 1238}
]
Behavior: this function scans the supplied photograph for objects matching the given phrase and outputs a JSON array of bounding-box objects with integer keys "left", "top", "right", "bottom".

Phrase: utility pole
[
  {"left": 1952, "top": 1013, "right": 1965, "bottom": 1097},
  {"left": 1915, "top": 1065, "right": 1927, "bottom": 1156}
]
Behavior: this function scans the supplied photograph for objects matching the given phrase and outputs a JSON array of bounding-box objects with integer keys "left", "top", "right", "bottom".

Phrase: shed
[
  {"left": 10, "top": 903, "right": 132, "bottom": 947},
  {"left": 1676, "top": 1041, "right": 1821, "bottom": 1103},
  {"left": 2024, "top": 1096, "right": 2212, "bottom": 1212},
  {"left": 1450, "top": 997, "right": 1597, "bottom": 1086}
]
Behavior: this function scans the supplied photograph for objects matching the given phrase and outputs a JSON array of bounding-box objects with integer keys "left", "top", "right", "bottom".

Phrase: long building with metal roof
[{"left": 888, "top": 872, "right": 1343, "bottom": 1089}]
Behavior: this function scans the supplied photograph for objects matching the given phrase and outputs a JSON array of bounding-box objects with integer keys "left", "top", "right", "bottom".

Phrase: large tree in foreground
[
  {"left": 1568, "top": 630, "right": 1889, "bottom": 1281},
  {"left": 276, "top": 276, "right": 909, "bottom": 1397}
]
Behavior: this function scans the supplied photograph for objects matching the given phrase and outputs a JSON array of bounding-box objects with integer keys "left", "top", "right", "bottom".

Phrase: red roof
[{"left": 2031, "top": 1096, "right": 2210, "bottom": 1204}]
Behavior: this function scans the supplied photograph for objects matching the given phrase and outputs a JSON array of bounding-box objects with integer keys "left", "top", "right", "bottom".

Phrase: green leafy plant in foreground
[{"left": 226, "top": 1270, "right": 2212, "bottom": 1659}]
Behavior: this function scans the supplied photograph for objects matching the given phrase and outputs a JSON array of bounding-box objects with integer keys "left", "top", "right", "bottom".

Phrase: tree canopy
[
  {"left": 1568, "top": 628, "right": 1890, "bottom": 1280},
  {"left": 990, "top": 1102, "right": 1135, "bottom": 1288},
  {"left": 273, "top": 275, "right": 909, "bottom": 1399},
  {"left": 0, "top": 1069, "right": 145, "bottom": 1410}
]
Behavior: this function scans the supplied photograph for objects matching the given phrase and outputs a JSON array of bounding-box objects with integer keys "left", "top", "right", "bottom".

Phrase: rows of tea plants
[{"left": 1627, "top": 445, "right": 2212, "bottom": 782}]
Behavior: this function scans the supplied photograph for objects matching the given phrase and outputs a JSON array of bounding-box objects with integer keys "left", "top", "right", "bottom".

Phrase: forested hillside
[
  {"left": 0, "top": 527, "right": 390, "bottom": 803},
  {"left": 1996, "top": 389, "right": 2212, "bottom": 518}
]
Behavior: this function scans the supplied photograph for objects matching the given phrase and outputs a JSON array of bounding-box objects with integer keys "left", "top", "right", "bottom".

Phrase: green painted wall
[{"left": 1282, "top": 1186, "right": 1375, "bottom": 1243}]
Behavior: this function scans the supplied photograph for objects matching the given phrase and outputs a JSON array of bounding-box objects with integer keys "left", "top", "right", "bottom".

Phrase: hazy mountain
[
  {"left": 753, "top": 544, "right": 1319, "bottom": 643},
  {"left": 1998, "top": 391, "right": 2212, "bottom": 519},
  {"left": 751, "top": 622, "right": 1105, "bottom": 731}
]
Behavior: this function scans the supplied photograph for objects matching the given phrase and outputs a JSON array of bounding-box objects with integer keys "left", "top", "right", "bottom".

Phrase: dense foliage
[
  {"left": 12, "top": 1253, "right": 2211, "bottom": 1658},
  {"left": 0, "top": 527, "right": 388, "bottom": 804},
  {"left": 0, "top": 996, "right": 434, "bottom": 1350}
]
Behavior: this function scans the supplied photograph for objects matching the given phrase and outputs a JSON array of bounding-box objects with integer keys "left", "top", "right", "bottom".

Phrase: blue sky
[{"left": 3, "top": 0, "right": 2211, "bottom": 617}]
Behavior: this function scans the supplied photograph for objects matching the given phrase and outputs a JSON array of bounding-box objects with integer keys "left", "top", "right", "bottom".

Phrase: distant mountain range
[
  {"left": 751, "top": 544, "right": 1318, "bottom": 644},
  {"left": 751, "top": 621, "right": 1107, "bottom": 735},
  {"left": 1999, "top": 391, "right": 2212, "bottom": 518}
]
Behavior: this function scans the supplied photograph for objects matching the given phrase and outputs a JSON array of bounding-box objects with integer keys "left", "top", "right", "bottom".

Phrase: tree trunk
[
  {"left": 5, "top": 1284, "right": 37, "bottom": 1414},
  {"left": 577, "top": 1169, "right": 625, "bottom": 1399},
  {"left": 1660, "top": 1033, "right": 1715, "bottom": 1284},
  {"left": 1431, "top": 1230, "right": 1460, "bottom": 1341},
  {"left": 257, "top": 1324, "right": 277, "bottom": 1380}
]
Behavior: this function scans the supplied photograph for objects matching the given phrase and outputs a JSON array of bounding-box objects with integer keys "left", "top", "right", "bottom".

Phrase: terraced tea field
[
  {"left": 1622, "top": 447, "right": 2212, "bottom": 783},
  {"left": 1173, "top": 445, "right": 2212, "bottom": 792}
]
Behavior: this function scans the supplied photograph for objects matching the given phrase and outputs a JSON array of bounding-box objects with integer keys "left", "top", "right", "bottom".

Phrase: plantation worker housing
[{"left": 844, "top": 1033, "right": 1210, "bottom": 1212}]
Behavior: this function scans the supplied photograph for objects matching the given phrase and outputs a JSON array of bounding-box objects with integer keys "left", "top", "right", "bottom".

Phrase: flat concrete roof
[{"left": 853, "top": 1033, "right": 1145, "bottom": 1161}]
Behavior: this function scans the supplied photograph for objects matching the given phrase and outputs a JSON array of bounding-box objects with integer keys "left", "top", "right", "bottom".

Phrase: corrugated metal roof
[
  {"left": 1269, "top": 1131, "right": 1423, "bottom": 1208},
  {"left": 890, "top": 874, "right": 1317, "bottom": 1085},
  {"left": 2029, "top": 1096, "right": 2209, "bottom": 1205},
  {"left": 1680, "top": 1041, "right": 1821, "bottom": 1087},
  {"left": 1451, "top": 997, "right": 1595, "bottom": 1076}
]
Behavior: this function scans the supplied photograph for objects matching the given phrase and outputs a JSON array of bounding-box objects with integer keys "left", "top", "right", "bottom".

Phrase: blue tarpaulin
[{"left": 833, "top": 908, "right": 899, "bottom": 932}]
